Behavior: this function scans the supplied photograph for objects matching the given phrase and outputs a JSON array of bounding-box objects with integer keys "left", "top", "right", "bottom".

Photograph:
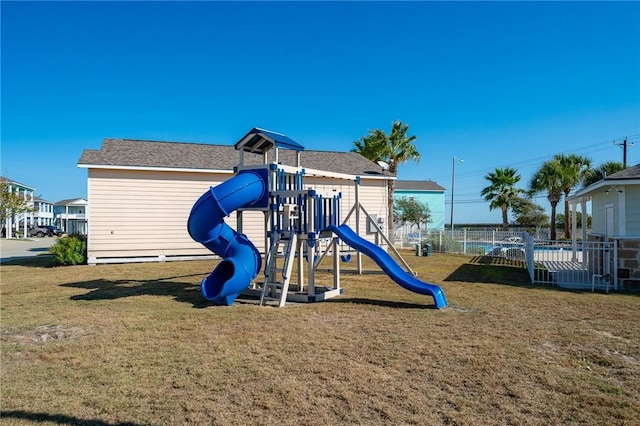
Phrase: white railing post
[
  {"left": 613, "top": 240, "right": 618, "bottom": 291},
  {"left": 524, "top": 231, "right": 534, "bottom": 283},
  {"left": 463, "top": 228, "right": 467, "bottom": 254}
]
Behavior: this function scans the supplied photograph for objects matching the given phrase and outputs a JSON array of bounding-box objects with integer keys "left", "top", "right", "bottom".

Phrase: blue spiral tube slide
[
  {"left": 325, "top": 224, "right": 448, "bottom": 309},
  {"left": 187, "top": 171, "right": 267, "bottom": 305}
]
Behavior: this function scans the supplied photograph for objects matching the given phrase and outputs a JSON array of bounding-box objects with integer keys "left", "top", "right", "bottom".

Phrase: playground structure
[{"left": 187, "top": 128, "right": 447, "bottom": 309}]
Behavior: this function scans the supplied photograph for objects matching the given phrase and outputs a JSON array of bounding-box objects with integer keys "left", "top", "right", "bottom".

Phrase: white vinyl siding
[
  {"left": 87, "top": 169, "right": 231, "bottom": 260},
  {"left": 591, "top": 192, "right": 611, "bottom": 236},
  {"left": 624, "top": 185, "right": 640, "bottom": 235},
  {"left": 591, "top": 188, "right": 640, "bottom": 237},
  {"left": 236, "top": 209, "right": 268, "bottom": 252},
  {"left": 87, "top": 168, "right": 388, "bottom": 262},
  {"left": 355, "top": 180, "right": 389, "bottom": 244}
]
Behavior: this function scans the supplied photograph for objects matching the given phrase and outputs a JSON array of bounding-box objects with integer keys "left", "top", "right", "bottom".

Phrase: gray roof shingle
[
  {"left": 395, "top": 180, "right": 445, "bottom": 191},
  {"left": 78, "top": 138, "right": 390, "bottom": 177},
  {"left": 605, "top": 163, "right": 640, "bottom": 180},
  {"left": 54, "top": 198, "right": 87, "bottom": 206}
]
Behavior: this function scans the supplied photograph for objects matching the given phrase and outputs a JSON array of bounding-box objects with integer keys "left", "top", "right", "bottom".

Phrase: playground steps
[{"left": 260, "top": 231, "right": 298, "bottom": 307}]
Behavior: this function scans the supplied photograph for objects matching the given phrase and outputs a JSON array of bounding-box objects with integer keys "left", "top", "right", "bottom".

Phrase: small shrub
[{"left": 49, "top": 234, "right": 87, "bottom": 266}]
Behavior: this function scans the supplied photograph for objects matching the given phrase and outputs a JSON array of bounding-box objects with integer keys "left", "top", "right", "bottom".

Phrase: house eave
[
  {"left": 55, "top": 199, "right": 88, "bottom": 206},
  {"left": 77, "top": 164, "right": 234, "bottom": 174},
  {"left": 395, "top": 188, "right": 445, "bottom": 194},
  {"left": 0, "top": 177, "right": 36, "bottom": 191},
  {"left": 303, "top": 166, "right": 394, "bottom": 181},
  {"left": 78, "top": 163, "right": 393, "bottom": 181},
  {"left": 568, "top": 178, "right": 640, "bottom": 202}
]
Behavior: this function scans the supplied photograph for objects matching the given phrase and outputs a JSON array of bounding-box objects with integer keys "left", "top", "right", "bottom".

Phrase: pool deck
[{"left": 537, "top": 258, "right": 611, "bottom": 291}]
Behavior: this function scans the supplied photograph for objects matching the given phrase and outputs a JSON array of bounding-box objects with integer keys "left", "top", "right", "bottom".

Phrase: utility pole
[
  {"left": 613, "top": 137, "right": 635, "bottom": 168},
  {"left": 450, "top": 157, "right": 463, "bottom": 238}
]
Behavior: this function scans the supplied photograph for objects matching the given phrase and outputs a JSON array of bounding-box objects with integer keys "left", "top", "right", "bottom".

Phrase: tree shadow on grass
[
  {"left": 449, "top": 256, "right": 640, "bottom": 296},
  {"left": 0, "top": 254, "right": 57, "bottom": 268},
  {"left": 445, "top": 255, "right": 534, "bottom": 288},
  {"left": 0, "top": 410, "right": 144, "bottom": 426},
  {"left": 61, "top": 273, "right": 213, "bottom": 308}
]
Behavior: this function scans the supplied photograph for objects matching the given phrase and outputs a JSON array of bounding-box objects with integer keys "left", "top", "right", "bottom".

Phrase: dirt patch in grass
[
  {"left": 1, "top": 253, "right": 639, "bottom": 425},
  {"left": 1, "top": 325, "right": 88, "bottom": 345}
]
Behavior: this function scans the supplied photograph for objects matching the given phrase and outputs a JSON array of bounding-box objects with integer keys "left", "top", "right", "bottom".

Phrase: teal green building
[{"left": 394, "top": 180, "right": 446, "bottom": 231}]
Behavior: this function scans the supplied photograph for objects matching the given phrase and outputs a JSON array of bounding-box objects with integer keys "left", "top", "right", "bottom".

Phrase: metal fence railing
[
  {"left": 394, "top": 226, "right": 556, "bottom": 250},
  {"left": 395, "top": 228, "right": 534, "bottom": 257},
  {"left": 523, "top": 232, "right": 617, "bottom": 292},
  {"left": 392, "top": 227, "right": 618, "bottom": 293}
]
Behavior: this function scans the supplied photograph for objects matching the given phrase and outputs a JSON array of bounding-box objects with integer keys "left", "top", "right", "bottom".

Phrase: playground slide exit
[
  {"left": 187, "top": 171, "right": 267, "bottom": 306},
  {"left": 325, "top": 224, "right": 448, "bottom": 309}
]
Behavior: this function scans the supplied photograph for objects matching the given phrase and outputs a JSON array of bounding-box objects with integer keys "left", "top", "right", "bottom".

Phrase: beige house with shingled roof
[{"left": 78, "top": 138, "right": 392, "bottom": 264}]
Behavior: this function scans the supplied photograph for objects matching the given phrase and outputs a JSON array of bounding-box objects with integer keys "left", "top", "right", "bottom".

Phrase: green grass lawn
[{"left": 1, "top": 252, "right": 639, "bottom": 425}]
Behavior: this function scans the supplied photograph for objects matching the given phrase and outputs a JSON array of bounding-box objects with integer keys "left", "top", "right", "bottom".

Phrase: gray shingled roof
[
  {"left": 395, "top": 179, "right": 445, "bottom": 191},
  {"left": 1, "top": 176, "right": 35, "bottom": 190},
  {"left": 78, "top": 138, "right": 390, "bottom": 177},
  {"left": 54, "top": 198, "right": 87, "bottom": 206},
  {"left": 568, "top": 163, "right": 640, "bottom": 200},
  {"left": 34, "top": 196, "right": 53, "bottom": 204},
  {"left": 605, "top": 163, "right": 640, "bottom": 180}
]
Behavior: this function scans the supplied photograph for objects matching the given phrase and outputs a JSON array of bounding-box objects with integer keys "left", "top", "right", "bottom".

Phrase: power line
[
  {"left": 429, "top": 135, "right": 640, "bottom": 183},
  {"left": 445, "top": 193, "right": 557, "bottom": 206},
  {"left": 423, "top": 134, "right": 640, "bottom": 215}
]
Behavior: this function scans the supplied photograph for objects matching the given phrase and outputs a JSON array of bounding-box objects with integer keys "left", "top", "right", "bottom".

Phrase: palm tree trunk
[
  {"left": 550, "top": 202, "right": 557, "bottom": 240},
  {"left": 386, "top": 162, "right": 400, "bottom": 244},
  {"left": 387, "top": 178, "right": 395, "bottom": 243},
  {"left": 564, "top": 191, "right": 571, "bottom": 239},
  {"left": 501, "top": 205, "right": 509, "bottom": 231}
]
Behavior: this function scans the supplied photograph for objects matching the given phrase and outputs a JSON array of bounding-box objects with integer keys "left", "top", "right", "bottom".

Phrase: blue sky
[{"left": 2, "top": 1, "right": 639, "bottom": 224}]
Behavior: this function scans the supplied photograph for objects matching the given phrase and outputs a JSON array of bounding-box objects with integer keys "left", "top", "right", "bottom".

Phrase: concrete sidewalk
[{"left": 0, "top": 238, "right": 58, "bottom": 264}]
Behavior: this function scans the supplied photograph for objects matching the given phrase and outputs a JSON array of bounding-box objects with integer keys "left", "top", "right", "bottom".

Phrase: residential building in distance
[
  {"left": 1, "top": 176, "right": 35, "bottom": 238},
  {"left": 54, "top": 198, "right": 88, "bottom": 235},
  {"left": 394, "top": 179, "right": 446, "bottom": 231},
  {"left": 33, "top": 197, "right": 55, "bottom": 226}
]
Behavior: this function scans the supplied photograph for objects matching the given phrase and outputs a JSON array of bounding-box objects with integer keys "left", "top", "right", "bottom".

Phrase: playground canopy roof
[{"left": 234, "top": 127, "right": 304, "bottom": 154}]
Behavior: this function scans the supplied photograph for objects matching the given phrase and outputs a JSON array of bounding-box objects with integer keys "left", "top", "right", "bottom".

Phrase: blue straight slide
[
  {"left": 325, "top": 224, "right": 448, "bottom": 309},
  {"left": 187, "top": 171, "right": 267, "bottom": 306}
]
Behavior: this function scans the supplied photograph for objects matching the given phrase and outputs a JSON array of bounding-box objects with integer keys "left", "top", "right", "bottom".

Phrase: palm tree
[
  {"left": 352, "top": 120, "right": 421, "bottom": 238},
  {"left": 583, "top": 161, "right": 624, "bottom": 187},
  {"left": 529, "top": 159, "right": 564, "bottom": 240},
  {"left": 351, "top": 129, "right": 387, "bottom": 161},
  {"left": 480, "top": 167, "right": 524, "bottom": 231},
  {"left": 554, "top": 154, "right": 592, "bottom": 239}
]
